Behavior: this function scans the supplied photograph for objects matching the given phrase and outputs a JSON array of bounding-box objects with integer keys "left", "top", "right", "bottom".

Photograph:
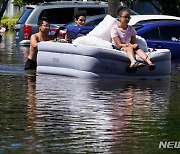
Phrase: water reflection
[
  {"left": 25, "top": 74, "right": 171, "bottom": 152},
  {"left": 26, "top": 72, "right": 37, "bottom": 133},
  {"left": 1, "top": 32, "right": 180, "bottom": 153},
  {"left": 0, "top": 32, "right": 24, "bottom": 74}
]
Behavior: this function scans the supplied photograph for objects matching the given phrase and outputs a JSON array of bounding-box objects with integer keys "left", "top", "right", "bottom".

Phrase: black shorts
[{"left": 24, "top": 58, "right": 37, "bottom": 70}]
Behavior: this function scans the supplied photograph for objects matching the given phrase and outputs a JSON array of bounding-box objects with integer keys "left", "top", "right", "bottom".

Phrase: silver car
[{"left": 14, "top": 1, "right": 108, "bottom": 43}]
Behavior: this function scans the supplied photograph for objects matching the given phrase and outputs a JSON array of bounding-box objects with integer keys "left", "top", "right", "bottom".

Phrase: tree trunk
[
  {"left": 0, "top": 0, "right": 9, "bottom": 20},
  {"left": 108, "top": 0, "right": 120, "bottom": 17}
]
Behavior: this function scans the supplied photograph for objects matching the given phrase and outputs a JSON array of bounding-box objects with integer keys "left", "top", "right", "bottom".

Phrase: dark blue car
[{"left": 134, "top": 21, "right": 180, "bottom": 59}]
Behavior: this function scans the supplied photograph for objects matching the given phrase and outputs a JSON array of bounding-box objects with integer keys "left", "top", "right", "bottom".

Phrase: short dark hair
[
  {"left": 74, "top": 11, "right": 87, "bottom": 20},
  {"left": 116, "top": 6, "right": 131, "bottom": 17},
  {"left": 38, "top": 17, "right": 50, "bottom": 26}
]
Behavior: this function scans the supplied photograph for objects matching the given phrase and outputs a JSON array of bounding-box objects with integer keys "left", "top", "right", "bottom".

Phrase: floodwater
[{"left": 0, "top": 32, "right": 180, "bottom": 153}]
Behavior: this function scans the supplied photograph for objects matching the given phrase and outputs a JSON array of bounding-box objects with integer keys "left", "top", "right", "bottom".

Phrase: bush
[{"left": 1, "top": 18, "right": 18, "bottom": 30}]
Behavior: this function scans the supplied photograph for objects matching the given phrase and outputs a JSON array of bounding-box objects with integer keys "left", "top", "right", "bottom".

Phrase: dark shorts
[{"left": 24, "top": 58, "right": 37, "bottom": 70}]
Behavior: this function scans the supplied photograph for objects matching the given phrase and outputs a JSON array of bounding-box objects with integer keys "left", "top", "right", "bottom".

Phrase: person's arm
[
  {"left": 129, "top": 26, "right": 139, "bottom": 49},
  {"left": 30, "top": 34, "right": 38, "bottom": 48},
  {"left": 111, "top": 26, "right": 129, "bottom": 49},
  {"left": 130, "top": 35, "right": 139, "bottom": 49},
  {"left": 113, "top": 36, "right": 129, "bottom": 49},
  {"left": 130, "top": 35, "right": 136, "bottom": 44}
]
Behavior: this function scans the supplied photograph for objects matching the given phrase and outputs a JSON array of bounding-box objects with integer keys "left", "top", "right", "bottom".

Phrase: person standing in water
[
  {"left": 24, "top": 17, "right": 54, "bottom": 70},
  {"left": 111, "top": 6, "right": 155, "bottom": 70}
]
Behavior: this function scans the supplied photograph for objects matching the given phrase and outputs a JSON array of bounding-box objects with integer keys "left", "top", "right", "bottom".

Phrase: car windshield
[{"left": 16, "top": 8, "right": 34, "bottom": 24}]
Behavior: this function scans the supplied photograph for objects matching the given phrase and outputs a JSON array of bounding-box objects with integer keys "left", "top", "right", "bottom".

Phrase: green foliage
[
  {"left": 1, "top": 18, "right": 18, "bottom": 30},
  {"left": 22, "top": 0, "right": 54, "bottom": 4},
  {"left": 1, "top": 16, "right": 9, "bottom": 19},
  {"left": 13, "top": 0, "right": 24, "bottom": 7}
]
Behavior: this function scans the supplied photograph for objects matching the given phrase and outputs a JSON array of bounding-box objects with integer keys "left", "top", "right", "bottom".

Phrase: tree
[
  {"left": 0, "top": 0, "right": 9, "bottom": 20},
  {"left": 13, "top": 0, "right": 24, "bottom": 10},
  {"left": 108, "top": 0, "right": 120, "bottom": 17}
]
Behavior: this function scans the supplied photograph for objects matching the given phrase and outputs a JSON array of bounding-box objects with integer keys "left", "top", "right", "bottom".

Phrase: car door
[
  {"left": 139, "top": 24, "right": 180, "bottom": 59},
  {"left": 139, "top": 27, "right": 162, "bottom": 48},
  {"left": 159, "top": 25, "right": 180, "bottom": 58}
]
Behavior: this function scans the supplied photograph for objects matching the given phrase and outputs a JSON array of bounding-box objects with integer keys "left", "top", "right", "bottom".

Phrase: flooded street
[{"left": 0, "top": 32, "right": 180, "bottom": 153}]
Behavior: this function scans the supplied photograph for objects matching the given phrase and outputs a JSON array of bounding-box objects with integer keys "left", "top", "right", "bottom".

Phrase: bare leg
[
  {"left": 122, "top": 46, "right": 136, "bottom": 64},
  {"left": 135, "top": 48, "right": 152, "bottom": 64},
  {"left": 135, "top": 48, "right": 155, "bottom": 70}
]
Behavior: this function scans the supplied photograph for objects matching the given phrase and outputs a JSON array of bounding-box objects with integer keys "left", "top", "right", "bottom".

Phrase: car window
[
  {"left": 78, "top": 8, "right": 106, "bottom": 16},
  {"left": 39, "top": 8, "right": 74, "bottom": 24},
  {"left": 133, "top": 24, "right": 144, "bottom": 31},
  {"left": 141, "top": 28, "right": 160, "bottom": 40},
  {"left": 85, "top": 18, "right": 104, "bottom": 26},
  {"left": 16, "top": 8, "right": 34, "bottom": 24},
  {"left": 159, "top": 25, "right": 180, "bottom": 41}
]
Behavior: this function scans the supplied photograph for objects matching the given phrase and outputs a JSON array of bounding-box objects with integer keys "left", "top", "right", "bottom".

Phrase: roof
[
  {"left": 129, "top": 15, "right": 180, "bottom": 25},
  {"left": 26, "top": 5, "right": 36, "bottom": 9},
  {"left": 134, "top": 20, "right": 180, "bottom": 28},
  {"left": 40, "top": 1, "right": 108, "bottom": 5}
]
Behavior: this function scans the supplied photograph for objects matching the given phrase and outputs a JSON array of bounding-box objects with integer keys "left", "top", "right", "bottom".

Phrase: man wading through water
[{"left": 24, "top": 17, "right": 54, "bottom": 70}]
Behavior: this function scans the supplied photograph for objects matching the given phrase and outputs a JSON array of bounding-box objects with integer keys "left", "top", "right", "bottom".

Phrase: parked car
[
  {"left": 63, "top": 9, "right": 139, "bottom": 29},
  {"left": 134, "top": 21, "right": 180, "bottom": 59},
  {"left": 55, "top": 14, "right": 107, "bottom": 39},
  {"left": 14, "top": 1, "right": 108, "bottom": 42},
  {"left": 129, "top": 15, "right": 180, "bottom": 25},
  {"left": 57, "top": 14, "right": 180, "bottom": 40}
]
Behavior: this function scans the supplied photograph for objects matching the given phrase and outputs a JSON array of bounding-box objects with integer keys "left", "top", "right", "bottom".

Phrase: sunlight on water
[{"left": 21, "top": 74, "right": 171, "bottom": 153}]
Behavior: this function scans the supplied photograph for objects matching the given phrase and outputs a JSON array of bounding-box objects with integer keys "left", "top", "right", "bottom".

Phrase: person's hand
[
  {"left": 133, "top": 44, "right": 139, "bottom": 50},
  {"left": 124, "top": 43, "right": 130, "bottom": 47}
]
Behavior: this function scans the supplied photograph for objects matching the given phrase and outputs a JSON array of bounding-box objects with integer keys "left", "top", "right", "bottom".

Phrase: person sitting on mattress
[
  {"left": 66, "top": 11, "right": 87, "bottom": 43},
  {"left": 111, "top": 6, "right": 155, "bottom": 71},
  {"left": 24, "top": 17, "right": 54, "bottom": 70}
]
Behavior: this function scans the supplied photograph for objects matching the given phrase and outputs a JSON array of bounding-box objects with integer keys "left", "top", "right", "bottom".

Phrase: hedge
[{"left": 0, "top": 18, "right": 18, "bottom": 30}]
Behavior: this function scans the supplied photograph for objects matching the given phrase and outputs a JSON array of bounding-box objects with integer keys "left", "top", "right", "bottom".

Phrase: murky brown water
[{"left": 0, "top": 32, "right": 180, "bottom": 153}]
